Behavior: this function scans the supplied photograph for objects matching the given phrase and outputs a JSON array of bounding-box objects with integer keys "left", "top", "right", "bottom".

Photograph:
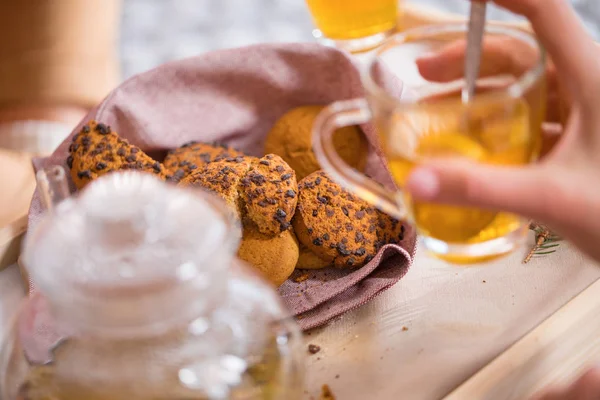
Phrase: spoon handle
[{"left": 463, "top": 1, "right": 487, "bottom": 103}]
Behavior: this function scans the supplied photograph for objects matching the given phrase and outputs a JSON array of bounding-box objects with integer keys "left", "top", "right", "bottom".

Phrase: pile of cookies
[{"left": 67, "top": 106, "right": 405, "bottom": 287}]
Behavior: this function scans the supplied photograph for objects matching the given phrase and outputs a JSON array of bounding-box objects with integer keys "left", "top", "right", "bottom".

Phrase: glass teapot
[{"left": 0, "top": 167, "right": 302, "bottom": 400}]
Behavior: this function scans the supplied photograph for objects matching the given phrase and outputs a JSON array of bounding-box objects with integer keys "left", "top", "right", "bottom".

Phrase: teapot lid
[{"left": 23, "top": 171, "right": 240, "bottom": 334}]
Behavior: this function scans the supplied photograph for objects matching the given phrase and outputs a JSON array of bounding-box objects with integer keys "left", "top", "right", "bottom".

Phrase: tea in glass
[
  {"left": 305, "top": 0, "right": 398, "bottom": 52},
  {"left": 312, "top": 24, "right": 546, "bottom": 264},
  {"left": 384, "top": 91, "right": 540, "bottom": 263}
]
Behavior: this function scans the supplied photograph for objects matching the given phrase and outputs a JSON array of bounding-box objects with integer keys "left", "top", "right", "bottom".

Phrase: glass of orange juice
[
  {"left": 305, "top": 0, "right": 399, "bottom": 53},
  {"left": 312, "top": 24, "right": 546, "bottom": 264}
]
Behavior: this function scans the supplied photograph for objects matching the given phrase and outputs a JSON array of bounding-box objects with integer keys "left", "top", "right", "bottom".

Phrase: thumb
[{"left": 405, "top": 160, "right": 556, "bottom": 222}]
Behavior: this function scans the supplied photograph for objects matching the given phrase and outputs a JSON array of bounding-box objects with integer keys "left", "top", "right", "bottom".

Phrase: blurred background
[{"left": 121, "top": 0, "right": 600, "bottom": 79}]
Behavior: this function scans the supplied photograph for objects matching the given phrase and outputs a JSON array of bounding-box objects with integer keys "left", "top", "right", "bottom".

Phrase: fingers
[
  {"left": 492, "top": 0, "right": 600, "bottom": 100},
  {"left": 568, "top": 367, "right": 600, "bottom": 399},
  {"left": 416, "top": 38, "right": 565, "bottom": 123},
  {"left": 417, "top": 36, "right": 538, "bottom": 82},
  {"left": 540, "top": 122, "right": 563, "bottom": 158},
  {"left": 405, "top": 160, "right": 562, "bottom": 223},
  {"left": 533, "top": 367, "right": 600, "bottom": 400}
]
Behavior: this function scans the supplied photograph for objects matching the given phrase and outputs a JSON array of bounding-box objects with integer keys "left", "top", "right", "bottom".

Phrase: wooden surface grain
[{"left": 300, "top": 243, "right": 600, "bottom": 399}]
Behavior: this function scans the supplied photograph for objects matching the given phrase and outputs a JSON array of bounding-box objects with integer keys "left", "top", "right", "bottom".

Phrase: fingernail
[
  {"left": 407, "top": 168, "right": 440, "bottom": 199},
  {"left": 416, "top": 51, "right": 438, "bottom": 62}
]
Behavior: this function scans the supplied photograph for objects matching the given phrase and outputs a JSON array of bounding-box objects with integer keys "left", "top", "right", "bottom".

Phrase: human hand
[
  {"left": 406, "top": 0, "right": 600, "bottom": 262},
  {"left": 532, "top": 367, "right": 600, "bottom": 400}
]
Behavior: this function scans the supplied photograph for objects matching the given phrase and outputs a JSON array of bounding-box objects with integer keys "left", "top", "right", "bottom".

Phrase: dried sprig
[{"left": 523, "top": 222, "right": 562, "bottom": 264}]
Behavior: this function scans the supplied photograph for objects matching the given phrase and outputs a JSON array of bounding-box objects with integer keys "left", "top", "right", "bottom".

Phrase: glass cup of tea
[
  {"left": 312, "top": 24, "right": 546, "bottom": 264},
  {"left": 305, "top": 0, "right": 400, "bottom": 53}
]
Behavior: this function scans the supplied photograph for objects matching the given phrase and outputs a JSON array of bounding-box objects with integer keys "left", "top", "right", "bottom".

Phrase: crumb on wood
[
  {"left": 321, "top": 384, "right": 336, "bottom": 400},
  {"left": 308, "top": 344, "right": 321, "bottom": 354},
  {"left": 483, "top": 280, "right": 486, "bottom": 283},
  {"left": 402, "top": 326, "right": 408, "bottom": 331},
  {"left": 335, "top": 374, "right": 340, "bottom": 379},
  {"left": 294, "top": 273, "right": 310, "bottom": 283}
]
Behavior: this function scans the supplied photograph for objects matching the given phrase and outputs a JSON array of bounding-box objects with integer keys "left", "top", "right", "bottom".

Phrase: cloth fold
[{"left": 27, "top": 42, "right": 416, "bottom": 330}]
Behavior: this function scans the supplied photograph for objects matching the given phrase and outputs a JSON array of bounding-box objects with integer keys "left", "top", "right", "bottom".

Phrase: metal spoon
[{"left": 462, "top": 1, "right": 487, "bottom": 103}]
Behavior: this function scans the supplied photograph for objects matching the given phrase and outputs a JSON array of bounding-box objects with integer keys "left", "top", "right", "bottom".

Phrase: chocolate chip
[
  {"left": 152, "top": 162, "right": 162, "bottom": 172},
  {"left": 355, "top": 210, "right": 366, "bottom": 219},
  {"left": 125, "top": 155, "right": 136, "bottom": 163},
  {"left": 323, "top": 233, "right": 330, "bottom": 241},
  {"left": 345, "top": 223, "right": 354, "bottom": 232},
  {"left": 117, "top": 148, "right": 126, "bottom": 156},
  {"left": 341, "top": 237, "right": 348, "bottom": 244},
  {"left": 275, "top": 165, "right": 285, "bottom": 173},
  {"left": 355, "top": 232, "right": 365, "bottom": 243},
  {"left": 95, "top": 123, "right": 111, "bottom": 135},
  {"left": 336, "top": 243, "right": 351, "bottom": 256},
  {"left": 66, "top": 156, "right": 74, "bottom": 169},
  {"left": 259, "top": 160, "right": 270, "bottom": 166},
  {"left": 307, "top": 228, "right": 313, "bottom": 234},
  {"left": 279, "top": 221, "right": 291, "bottom": 231},
  {"left": 317, "top": 195, "right": 329, "bottom": 204},
  {"left": 275, "top": 209, "right": 287, "bottom": 218},
  {"left": 346, "top": 258, "right": 356, "bottom": 267},
  {"left": 181, "top": 140, "right": 198, "bottom": 148},
  {"left": 342, "top": 207, "right": 349, "bottom": 217},
  {"left": 258, "top": 200, "right": 268, "bottom": 207},
  {"left": 188, "top": 164, "right": 198, "bottom": 171},
  {"left": 355, "top": 248, "right": 366, "bottom": 256},
  {"left": 173, "top": 169, "right": 185, "bottom": 181},
  {"left": 281, "top": 173, "right": 292, "bottom": 181},
  {"left": 266, "top": 198, "right": 277, "bottom": 205},
  {"left": 325, "top": 208, "right": 334, "bottom": 217},
  {"left": 77, "top": 170, "right": 92, "bottom": 179},
  {"left": 313, "top": 238, "right": 323, "bottom": 246},
  {"left": 308, "top": 344, "right": 321, "bottom": 354},
  {"left": 249, "top": 173, "right": 266, "bottom": 185},
  {"left": 265, "top": 154, "right": 274, "bottom": 160},
  {"left": 304, "top": 181, "right": 315, "bottom": 189},
  {"left": 365, "top": 255, "right": 375, "bottom": 264},
  {"left": 130, "top": 148, "right": 139, "bottom": 154},
  {"left": 285, "top": 189, "right": 296, "bottom": 198},
  {"left": 315, "top": 177, "right": 322, "bottom": 185},
  {"left": 95, "top": 162, "right": 106, "bottom": 170},
  {"left": 81, "top": 125, "right": 90, "bottom": 133},
  {"left": 312, "top": 209, "right": 318, "bottom": 217}
]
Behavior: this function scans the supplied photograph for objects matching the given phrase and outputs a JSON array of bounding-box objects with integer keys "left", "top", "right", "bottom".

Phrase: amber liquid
[
  {"left": 381, "top": 89, "right": 544, "bottom": 263},
  {"left": 305, "top": 0, "right": 398, "bottom": 39},
  {"left": 18, "top": 336, "right": 299, "bottom": 400}
]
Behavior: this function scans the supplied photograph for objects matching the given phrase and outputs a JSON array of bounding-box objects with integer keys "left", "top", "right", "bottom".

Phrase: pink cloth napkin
[{"left": 27, "top": 42, "right": 417, "bottom": 331}]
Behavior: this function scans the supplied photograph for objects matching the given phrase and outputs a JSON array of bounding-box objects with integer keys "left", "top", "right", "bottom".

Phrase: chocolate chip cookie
[
  {"left": 296, "top": 243, "right": 331, "bottom": 270},
  {"left": 237, "top": 223, "right": 299, "bottom": 287},
  {"left": 179, "top": 154, "right": 298, "bottom": 236},
  {"left": 164, "top": 141, "right": 245, "bottom": 181},
  {"left": 240, "top": 154, "right": 298, "bottom": 236},
  {"left": 292, "top": 171, "right": 404, "bottom": 268},
  {"left": 68, "top": 120, "right": 168, "bottom": 189},
  {"left": 179, "top": 155, "right": 253, "bottom": 219},
  {"left": 264, "top": 105, "right": 368, "bottom": 180}
]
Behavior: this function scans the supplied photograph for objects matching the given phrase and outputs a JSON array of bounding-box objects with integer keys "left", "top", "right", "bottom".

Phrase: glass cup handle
[{"left": 312, "top": 99, "right": 407, "bottom": 221}]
